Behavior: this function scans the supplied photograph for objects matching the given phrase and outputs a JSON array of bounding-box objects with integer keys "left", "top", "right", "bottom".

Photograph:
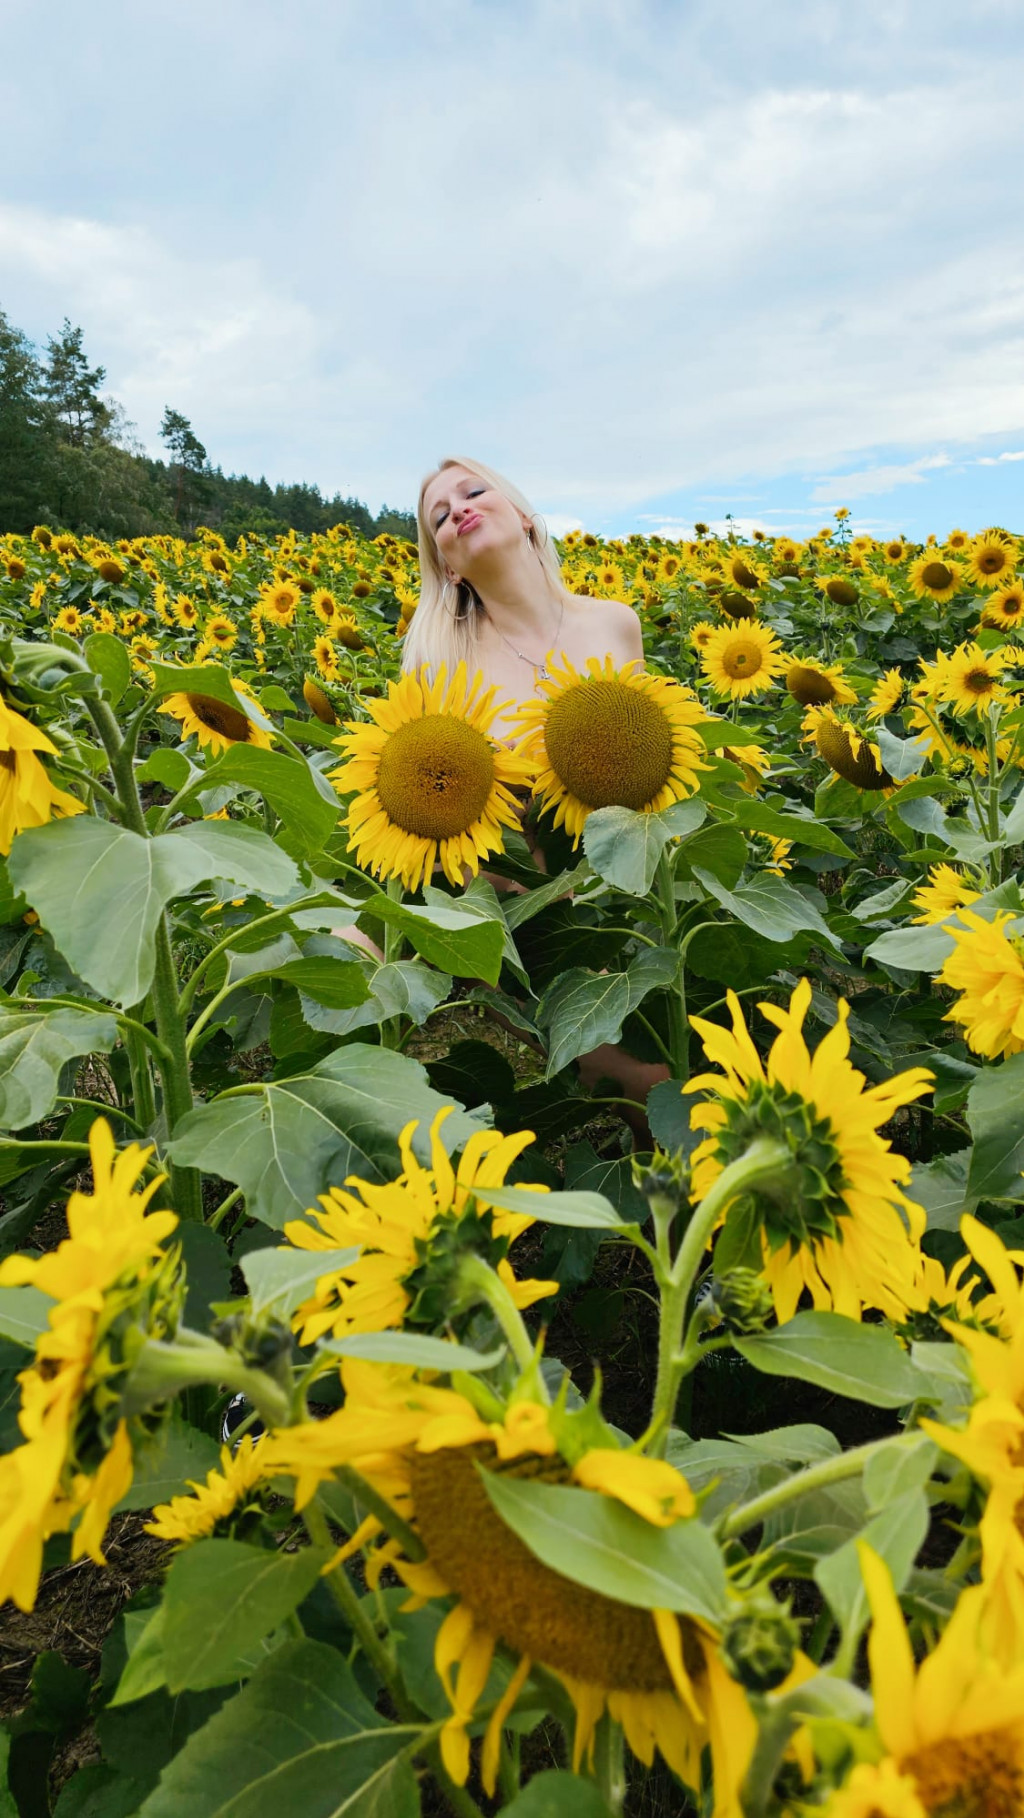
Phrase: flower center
[
  {"left": 904, "top": 1728, "right": 1024, "bottom": 1818},
  {"left": 543, "top": 679, "right": 674, "bottom": 810},
  {"left": 815, "top": 717, "right": 892, "bottom": 790},
  {"left": 922, "top": 562, "right": 954, "bottom": 590},
  {"left": 375, "top": 713, "right": 496, "bottom": 840},
  {"left": 410, "top": 1444, "right": 680, "bottom": 1690},
  {"left": 729, "top": 559, "right": 759, "bottom": 590},
  {"left": 720, "top": 637, "right": 764, "bottom": 679},
  {"left": 186, "top": 694, "right": 253, "bottom": 742},
  {"left": 788, "top": 664, "right": 838, "bottom": 706},
  {"left": 979, "top": 549, "right": 1008, "bottom": 575},
  {"left": 965, "top": 667, "right": 995, "bottom": 696},
  {"left": 0, "top": 750, "right": 16, "bottom": 775}
]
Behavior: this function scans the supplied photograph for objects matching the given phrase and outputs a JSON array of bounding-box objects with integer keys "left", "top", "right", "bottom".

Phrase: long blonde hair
[{"left": 401, "top": 456, "right": 568, "bottom": 677}]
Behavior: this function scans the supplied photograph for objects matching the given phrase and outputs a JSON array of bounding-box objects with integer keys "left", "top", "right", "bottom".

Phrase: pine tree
[
  {"left": 43, "top": 319, "right": 111, "bottom": 447},
  {"left": 0, "top": 310, "right": 53, "bottom": 532}
]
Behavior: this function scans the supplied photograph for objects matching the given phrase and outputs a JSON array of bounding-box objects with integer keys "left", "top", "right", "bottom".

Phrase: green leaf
[
  {"left": 169, "top": 821, "right": 300, "bottom": 900},
  {"left": 698, "top": 722, "right": 764, "bottom": 750},
  {"left": 470, "top": 1182, "right": 630, "bottom": 1229},
  {"left": 0, "top": 1005, "right": 117, "bottom": 1130},
  {"left": 0, "top": 1284, "right": 52, "bottom": 1345},
  {"left": 503, "top": 863, "right": 591, "bottom": 930},
  {"left": 301, "top": 959, "right": 449, "bottom": 1038},
  {"left": 250, "top": 956, "right": 369, "bottom": 1009},
  {"left": 110, "top": 1607, "right": 168, "bottom": 1707},
  {"left": 137, "top": 748, "right": 193, "bottom": 792},
  {"left": 163, "top": 1540, "right": 329, "bottom": 1692},
  {"left": 190, "top": 747, "right": 340, "bottom": 853},
  {"left": 582, "top": 799, "right": 706, "bottom": 895},
  {"left": 734, "top": 1312, "right": 931, "bottom": 1407},
  {"left": 425, "top": 877, "right": 527, "bottom": 982},
  {"left": 136, "top": 1639, "right": 423, "bottom": 1818},
  {"left": 677, "top": 823, "right": 748, "bottom": 888},
  {"left": 966, "top": 1051, "right": 1024, "bottom": 1203},
  {"left": 323, "top": 1332, "right": 505, "bottom": 1371},
  {"left": 359, "top": 895, "right": 504, "bottom": 983},
  {"left": 499, "top": 1772, "right": 615, "bottom": 1818},
  {"left": 480, "top": 1470, "right": 727, "bottom": 1621},
  {"left": 116, "top": 1412, "right": 221, "bottom": 1512},
  {"left": 693, "top": 868, "right": 841, "bottom": 950},
  {"left": 864, "top": 887, "right": 1024, "bottom": 973},
  {"left": 8, "top": 819, "right": 298, "bottom": 1006},
  {"left": 83, "top": 631, "right": 130, "bottom": 706},
  {"left": 728, "top": 800, "right": 856, "bottom": 860},
  {"left": 874, "top": 727, "right": 932, "bottom": 782},
  {"left": 167, "top": 1046, "right": 489, "bottom": 1228},
  {"left": 148, "top": 661, "right": 252, "bottom": 710},
  {"left": 863, "top": 1434, "right": 938, "bottom": 1512},
  {"left": 242, "top": 1245, "right": 360, "bottom": 1320},
  {"left": 814, "top": 1488, "right": 928, "bottom": 1653},
  {"left": 538, "top": 969, "right": 631, "bottom": 1076},
  {"left": 908, "top": 1148, "right": 972, "bottom": 1228}
]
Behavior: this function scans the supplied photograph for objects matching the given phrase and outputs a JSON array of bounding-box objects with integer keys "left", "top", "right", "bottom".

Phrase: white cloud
[
  {"left": 540, "top": 513, "right": 584, "bottom": 538},
  {"left": 811, "top": 455, "right": 952, "bottom": 503},
  {"left": 977, "top": 450, "right": 1024, "bottom": 464}
]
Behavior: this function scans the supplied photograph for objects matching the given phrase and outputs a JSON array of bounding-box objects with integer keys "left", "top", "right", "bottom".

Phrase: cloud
[
  {"left": 811, "top": 455, "right": 952, "bottom": 503},
  {"left": 3, "top": 2, "right": 1024, "bottom": 522},
  {"left": 976, "top": 450, "right": 1024, "bottom": 465}
]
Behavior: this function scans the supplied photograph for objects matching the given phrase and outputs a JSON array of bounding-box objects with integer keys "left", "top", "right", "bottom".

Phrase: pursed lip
[{"left": 457, "top": 513, "right": 482, "bottom": 537}]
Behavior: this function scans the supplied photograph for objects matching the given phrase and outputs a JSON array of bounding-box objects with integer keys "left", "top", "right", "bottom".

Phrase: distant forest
[{"left": 0, "top": 307, "right": 416, "bottom": 544}]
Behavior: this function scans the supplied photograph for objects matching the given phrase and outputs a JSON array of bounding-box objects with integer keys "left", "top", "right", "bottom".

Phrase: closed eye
[{"left": 434, "top": 486, "right": 485, "bottom": 529}]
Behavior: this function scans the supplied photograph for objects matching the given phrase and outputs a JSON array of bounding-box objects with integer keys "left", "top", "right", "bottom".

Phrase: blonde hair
[{"left": 401, "top": 455, "right": 568, "bottom": 677}]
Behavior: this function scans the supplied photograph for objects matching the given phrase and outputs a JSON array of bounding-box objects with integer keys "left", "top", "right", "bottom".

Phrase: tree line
[{"left": 0, "top": 307, "right": 416, "bottom": 544}]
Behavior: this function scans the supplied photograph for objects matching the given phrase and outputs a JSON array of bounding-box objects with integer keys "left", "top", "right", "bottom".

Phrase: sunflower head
[
  {"left": 511, "top": 655, "right": 708, "bottom": 844},
  {"left": 685, "top": 980, "right": 933, "bottom": 1322},
  {"left": 824, "top": 578, "right": 859, "bottom": 606},
  {"left": 786, "top": 660, "right": 856, "bottom": 708},
  {"left": 701, "top": 622, "right": 786, "bottom": 700},
  {"left": 968, "top": 534, "right": 1017, "bottom": 589},
  {"left": 718, "top": 589, "right": 757, "bottom": 620},
  {"left": 811, "top": 709, "right": 893, "bottom": 790},
  {"left": 161, "top": 682, "right": 274, "bottom": 757},
  {"left": 331, "top": 663, "right": 533, "bottom": 890},
  {"left": 981, "top": 582, "right": 1024, "bottom": 630},
  {"left": 303, "top": 676, "right": 337, "bottom": 723}
]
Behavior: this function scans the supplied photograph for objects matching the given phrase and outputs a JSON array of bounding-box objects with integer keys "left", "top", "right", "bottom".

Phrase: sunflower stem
[
  {"left": 176, "top": 891, "right": 332, "bottom": 1017},
  {"left": 593, "top": 1714, "right": 627, "bottom": 1815},
  {"left": 984, "top": 706, "right": 1004, "bottom": 877},
  {"left": 645, "top": 1138, "right": 789, "bottom": 1456},
  {"left": 302, "top": 1496, "right": 409, "bottom": 1701},
  {"left": 456, "top": 1253, "right": 546, "bottom": 1389},
  {"left": 654, "top": 849, "right": 689, "bottom": 1079},
  {"left": 380, "top": 875, "right": 407, "bottom": 1049},
  {"left": 719, "top": 1428, "right": 923, "bottom": 1538},
  {"left": 124, "top": 1330, "right": 294, "bottom": 1428}
]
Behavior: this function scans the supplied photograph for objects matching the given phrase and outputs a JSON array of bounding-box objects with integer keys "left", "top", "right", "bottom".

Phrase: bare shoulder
[{"left": 566, "top": 594, "right": 643, "bottom": 665}]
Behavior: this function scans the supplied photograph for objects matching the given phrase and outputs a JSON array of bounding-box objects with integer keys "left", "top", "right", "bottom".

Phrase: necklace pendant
[{"left": 536, "top": 663, "right": 550, "bottom": 681}]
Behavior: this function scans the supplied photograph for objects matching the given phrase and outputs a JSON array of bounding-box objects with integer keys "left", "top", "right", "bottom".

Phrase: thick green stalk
[
  {"left": 985, "top": 706, "right": 1004, "bottom": 879},
  {"left": 720, "top": 1429, "right": 923, "bottom": 1537},
  {"left": 125, "top": 1329, "right": 293, "bottom": 1428},
  {"left": 302, "top": 1497, "right": 406, "bottom": 1698},
  {"left": 645, "top": 1138, "right": 789, "bottom": 1455},
  {"left": 379, "top": 875, "right": 406, "bottom": 1049},
  {"left": 86, "top": 693, "right": 202, "bottom": 1218},
  {"left": 593, "top": 1715, "right": 626, "bottom": 1815},
  {"left": 457, "top": 1252, "right": 544, "bottom": 1384},
  {"left": 654, "top": 848, "right": 688, "bottom": 1078},
  {"left": 121, "top": 1010, "right": 157, "bottom": 1131}
]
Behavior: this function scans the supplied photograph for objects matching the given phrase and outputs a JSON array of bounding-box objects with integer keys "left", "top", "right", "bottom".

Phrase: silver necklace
[{"left": 485, "top": 594, "right": 565, "bottom": 682}]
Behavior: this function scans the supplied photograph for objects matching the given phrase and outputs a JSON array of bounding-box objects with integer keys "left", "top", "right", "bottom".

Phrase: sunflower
[
  {"left": 685, "top": 979, "right": 933, "bottom": 1323},
  {"left": 936, "top": 909, "right": 1024, "bottom": 1060},
  {"left": 806, "top": 707, "right": 894, "bottom": 790},
  {"left": 312, "top": 634, "right": 338, "bottom": 681},
  {"left": 690, "top": 620, "right": 718, "bottom": 651},
  {"left": 721, "top": 740, "right": 772, "bottom": 793},
  {"left": 283, "top": 1107, "right": 556, "bottom": 1345},
  {"left": 311, "top": 587, "right": 340, "bottom": 625},
  {"left": 883, "top": 539, "right": 907, "bottom": 564},
  {"left": 907, "top": 554, "right": 963, "bottom": 602},
  {"left": 968, "top": 535, "right": 1017, "bottom": 589},
  {"left": 336, "top": 615, "right": 364, "bottom": 651},
  {"left": 865, "top": 668, "right": 906, "bottom": 720},
  {"left": 717, "top": 589, "right": 757, "bottom": 621},
  {"left": 823, "top": 1547, "right": 1024, "bottom": 1818},
  {"left": 260, "top": 1366, "right": 758, "bottom": 1811},
  {"left": 204, "top": 614, "right": 237, "bottom": 650},
  {"left": 700, "top": 622, "right": 786, "bottom": 700},
  {"left": 511, "top": 655, "right": 708, "bottom": 844},
  {"left": 303, "top": 677, "right": 337, "bottom": 724},
  {"left": 721, "top": 550, "right": 763, "bottom": 592},
  {"left": 93, "top": 556, "right": 125, "bottom": 585},
  {"left": 775, "top": 538, "right": 804, "bottom": 564},
  {"left": 981, "top": 581, "right": 1024, "bottom": 632},
  {"left": 161, "top": 678, "right": 274, "bottom": 757},
  {"left": 946, "top": 528, "right": 971, "bottom": 552},
  {"left": 822, "top": 577, "right": 859, "bottom": 606},
  {"left": 94, "top": 607, "right": 117, "bottom": 635},
  {"left": 171, "top": 593, "right": 199, "bottom": 629},
  {"left": 52, "top": 605, "right": 88, "bottom": 636},
  {"left": 259, "top": 580, "right": 301, "bottom": 627},
  {"left": 0, "top": 1119, "right": 180, "bottom": 1609},
  {"left": 911, "top": 863, "right": 982, "bottom": 925},
  {"left": 331, "top": 663, "right": 533, "bottom": 891},
  {"left": 939, "top": 643, "right": 1013, "bottom": 717},
  {"left": 146, "top": 1435, "right": 268, "bottom": 1546},
  {"left": 785, "top": 659, "right": 857, "bottom": 708},
  {"left": 0, "top": 697, "right": 84, "bottom": 855}
]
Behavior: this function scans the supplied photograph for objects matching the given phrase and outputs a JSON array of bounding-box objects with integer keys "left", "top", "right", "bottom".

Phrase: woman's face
[{"left": 422, "top": 467, "right": 528, "bottom": 579}]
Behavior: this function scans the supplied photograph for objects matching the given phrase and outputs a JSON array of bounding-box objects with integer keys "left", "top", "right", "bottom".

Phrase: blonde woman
[
  {"left": 407, "top": 456, "right": 667, "bottom": 1123},
  {"left": 406, "top": 458, "right": 641, "bottom": 726}
]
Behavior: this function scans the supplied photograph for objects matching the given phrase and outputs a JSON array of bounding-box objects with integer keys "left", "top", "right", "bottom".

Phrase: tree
[
  {"left": 0, "top": 309, "right": 53, "bottom": 533},
  {"left": 43, "top": 319, "right": 111, "bottom": 447},
  {"left": 160, "top": 407, "right": 209, "bottom": 533}
]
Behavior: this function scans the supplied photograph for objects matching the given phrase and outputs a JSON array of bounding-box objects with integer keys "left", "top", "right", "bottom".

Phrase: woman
[
  {"left": 406, "top": 456, "right": 669, "bottom": 1120},
  {"left": 406, "top": 457, "right": 641, "bottom": 723}
]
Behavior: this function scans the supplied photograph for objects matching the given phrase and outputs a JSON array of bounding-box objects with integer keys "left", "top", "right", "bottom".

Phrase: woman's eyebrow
[{"left": 430, "top": 478, "right": 472, "bottom": 519}]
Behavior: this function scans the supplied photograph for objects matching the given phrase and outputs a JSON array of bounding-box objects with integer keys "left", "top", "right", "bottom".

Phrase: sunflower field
[{"left": 0, "top": 511, "right": 1021, "bottom": 1818}]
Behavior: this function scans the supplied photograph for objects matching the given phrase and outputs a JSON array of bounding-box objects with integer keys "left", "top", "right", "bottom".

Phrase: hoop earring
[{"left": 441, "top": 576, "right": 461, "bottom": 619}]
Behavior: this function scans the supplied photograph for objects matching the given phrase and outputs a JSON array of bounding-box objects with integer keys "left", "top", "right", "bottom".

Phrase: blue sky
[{"left": 2, "top": 0, "right": 1023, "bottom": 541}]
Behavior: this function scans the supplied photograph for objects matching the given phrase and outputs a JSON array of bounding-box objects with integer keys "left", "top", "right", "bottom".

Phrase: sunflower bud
[
  {"left": 632, "top": 1147, "right": 689, "bottom": 1226},
  {"left": 824, "top": 578, "right": 858, "bottom": 606},
  {"left": 718, "top": 590, "right": 756, "bottom": 620},
  {"left": 303, "top": 676, "right": 337, "bottom": 723},
  {"left": 708, "top": 1268, "right": 774, "bottom": 1335},
  {"left": 721, "top": 1594, "right": 802, "bottom": 1692}
]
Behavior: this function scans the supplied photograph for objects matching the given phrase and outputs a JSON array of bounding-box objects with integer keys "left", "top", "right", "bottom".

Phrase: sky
[{"left": 2, "top": 0, "right": 1024, "bottom": 542}]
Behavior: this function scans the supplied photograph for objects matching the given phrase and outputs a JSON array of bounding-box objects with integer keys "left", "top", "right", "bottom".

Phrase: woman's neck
[{"left": 466, "top": 542, "right": 565, "bottom": 641}]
